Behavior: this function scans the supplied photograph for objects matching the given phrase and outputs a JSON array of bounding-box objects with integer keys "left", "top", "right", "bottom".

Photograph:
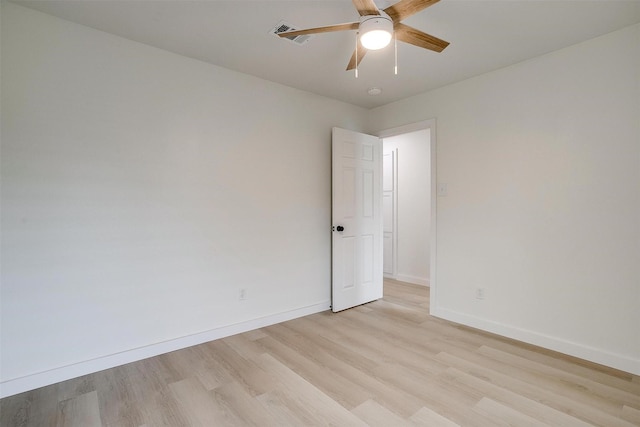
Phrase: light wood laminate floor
[{"left": 2, "top": 279, "right": 639, "bottom": 426}]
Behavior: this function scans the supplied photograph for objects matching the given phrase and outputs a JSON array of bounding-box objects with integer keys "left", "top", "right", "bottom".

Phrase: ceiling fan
[{"left": 277, "top": 0, "right": 449, "bottom": 71}]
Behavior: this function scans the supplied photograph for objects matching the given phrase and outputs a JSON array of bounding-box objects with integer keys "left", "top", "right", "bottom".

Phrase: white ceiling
[{"left": 12, "top": 0, "right": 640, "bottom": 109}]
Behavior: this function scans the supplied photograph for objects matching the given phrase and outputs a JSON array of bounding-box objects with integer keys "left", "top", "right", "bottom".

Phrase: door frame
[
  {"left": 377, "top": 119, "right": 437, "bottom": 313},
  {"left": 382, "top": 147, "right": 398, "bottom": 279}
]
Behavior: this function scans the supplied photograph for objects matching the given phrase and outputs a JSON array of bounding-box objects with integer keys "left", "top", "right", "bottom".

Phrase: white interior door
[{"left": 332, "top": 127, "right": 383, "bottom": 312}]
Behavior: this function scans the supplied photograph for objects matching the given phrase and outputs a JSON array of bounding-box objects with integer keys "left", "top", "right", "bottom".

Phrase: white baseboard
[
  {"left": 395, "top": 274, "right": 430, "bottom": 287},
  {"left": 0, "top": 300, "right": 331, "bottom": 398},
  {"left": 431, "top": 306, "right": 640, "bottom": 376}
]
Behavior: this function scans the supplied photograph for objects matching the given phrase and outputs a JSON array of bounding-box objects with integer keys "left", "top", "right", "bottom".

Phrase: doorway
[
  {"left": 330, "top": 121, "right": 436, "bottom": 312},
  {"left": 379, "top": 120, "right": 435, "bottom": 292}
]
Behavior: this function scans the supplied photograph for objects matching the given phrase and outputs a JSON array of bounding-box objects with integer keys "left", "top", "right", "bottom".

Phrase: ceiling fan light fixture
[{"left": 359, "top": 14, "right": 393, "bottom": 50}]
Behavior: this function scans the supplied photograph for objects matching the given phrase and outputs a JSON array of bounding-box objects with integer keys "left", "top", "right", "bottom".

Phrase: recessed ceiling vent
[{"left": 271, "top": 21, "right": 311, "bottom": 46}]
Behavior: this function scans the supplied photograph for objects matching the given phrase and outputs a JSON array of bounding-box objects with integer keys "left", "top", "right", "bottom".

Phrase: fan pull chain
[
  {"left": 394, "top": 31, "right": 398, "bottom": 75},
  {"left": 355, "top": 32, "right": 359, "bottom": 78}
]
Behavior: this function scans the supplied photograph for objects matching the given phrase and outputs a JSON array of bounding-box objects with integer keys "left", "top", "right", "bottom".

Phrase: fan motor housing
[{"left": 359, "top": 12, "right": 393, "bottom": 33}]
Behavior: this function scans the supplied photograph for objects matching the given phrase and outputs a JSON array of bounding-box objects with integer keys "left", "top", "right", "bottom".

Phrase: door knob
[{"left": 336, "top": 225, "right": 344, "bottom": 232}]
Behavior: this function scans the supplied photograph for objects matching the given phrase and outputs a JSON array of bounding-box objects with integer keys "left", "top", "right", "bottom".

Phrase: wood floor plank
[
  {"left": 272, "top": 327, "right": 431, "bottom": 418},
  {"left": 243, "top": 329, "right": 268, "bottom": 341},
  {"left": 55, "top": 390, "right": 101, "bottom": 427},
  {"left": 373, "top": 362, "right": 498, "bottom": 426},
  {"left": 123, "top": 359, "right": 190, "bottom": 427},
  {"left": 440, "top": 345, "right": 630, "bottom": 418},
  {"left": 253, "top": 353, "right": 369, "bottom": 426},
  {"left": 437, "top": 352, "right": 637, "bottom": 427},
  {"left": 473, "top": 397, "right": 549, "bottom": 427},
  {"left": 162, "top": 345, "right": 229, "bottom": 391},
  {"left": 409, "top": 406, "right": 461, "bottom": 426},
  {"left": 478, "top": 345, "right": 640, "bottom": 409},
  {"left": 441, "top": 366, "right": 595, "bottom": 427},
  {"left": 221, "top": 333, "right": 266, "bottom": 360},
  {"left": 351, "top": 399, "right": 411, "bottom": 426},
  {"left": 169, "top": 377, "right": 240, "bottom": 426},
  {"left": 92, "top": 366, "right": 144, "bottom": 427},
  {"left": 0, "top": 384, "right": 60, "bottom": 427},
  {"left": 200, "top": 340, "right": 277, "bottom": 397},
  {"left": 139, "top": 387, "right": 190, "bottom": 426},
  {"left": 479, "top": 337, "right": 640, "bottom": 393},
  {"left": 256, "top": 389, "right": 314, "bottom": 426},
  {"left": 621, "top": 405, "right": 640, "bottom": 424},
  {"left": 345, "top": 303, "right": 482, "bottom": 357},
  {"left": 2, "top": 279, "right": 638, "bottom": 426},
  {"left": 311, "top": 309, "right": 449, "bottom": 376},
  {"left": 257, "top": 332, "right": 372, "bottom": 409},
  {"left": 279, "top": 315, "right": 380, "bottom": 373},
  {"left": 210, "top": 381, "right": 281, "bottom": 426},
  {"left": 55, "top": 374, "right": 95, "bottom": 404},
  {"left": 0, "top": 393, "right": 34, "bottom": 427}
]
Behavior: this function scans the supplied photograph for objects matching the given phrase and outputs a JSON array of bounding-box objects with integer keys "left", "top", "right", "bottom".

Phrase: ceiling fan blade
[
  {"left": 352, "top": 0, "right": 380, "bottom": 16},
  {"left": 277, "top": 22, "right": 359, "bottom": 38},
  {"left": 384, "top": 0, "right": 440, "bottom": 22},
  {"left": 346, "top": 44, "right": 368, "bottom": 71},
  {"left": 394, "top": 23, "right": 449, "bottom": 52}
]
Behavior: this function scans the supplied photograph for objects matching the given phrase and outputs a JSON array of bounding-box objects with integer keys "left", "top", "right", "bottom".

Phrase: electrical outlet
[
  {"left": 475, "top": 288, "right": 485, "bottom": 300},
  {"left": 239, "top": 288, "right": 247, "bottom": 301}
]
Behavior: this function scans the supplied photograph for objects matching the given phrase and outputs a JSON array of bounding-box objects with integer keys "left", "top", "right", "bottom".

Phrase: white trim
[
  {"left": 382, "top": 146, "right": 398, "bottom": 277},
  {"left": 431, "top": 307, "right": 640, "bottom": 376},
  {"left": 390, "top": 148, "right": 398, "bottom": 278},
  {"left": 395, "top": 274, "right": 430, "bottom": 287},
  {"left": 378, "top": 120, "right": 435, "bottom": 139},
  {"left": 429, "top": 123, "right": 437, "bottom": 316},
  {"left": 0, "top": 300, "right": 330, "bottom": 398}
]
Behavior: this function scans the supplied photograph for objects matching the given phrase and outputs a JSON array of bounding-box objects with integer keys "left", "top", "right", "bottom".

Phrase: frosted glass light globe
[{"left": 359, "top": 14, "right": 393, "bottom": 50}]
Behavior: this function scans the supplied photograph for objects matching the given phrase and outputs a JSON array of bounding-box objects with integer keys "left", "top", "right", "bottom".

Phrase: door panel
[
  {"left": 342, "top": 168, "right": 356, "bottom": 219},
  {"left": 342, "top": 236, "right": 356, "bottom": 289},
  {"left": 363, "top": 170, "right": 374, "bottom": 218},
  {"left": 332, "top": 128, "right": 383, "bottom": 312},
  {"left": 361, "top": 234, "right": 374, "bottom": 284}
]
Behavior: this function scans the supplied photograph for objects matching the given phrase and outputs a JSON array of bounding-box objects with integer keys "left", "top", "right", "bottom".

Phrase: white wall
[
  {"left": 0, "top": 2, "right": 368, "bottom": 397},
  {"left": 369, "top": 24, "right": 640, "bottom": 375},
  {"left": 383, "top": 130, "right": 431, "bottom": 286}
]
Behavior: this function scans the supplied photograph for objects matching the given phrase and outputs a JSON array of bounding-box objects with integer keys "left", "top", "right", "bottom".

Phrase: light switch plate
[{"left": 437, "top": 182, "right": 448, "bottom": 197}]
